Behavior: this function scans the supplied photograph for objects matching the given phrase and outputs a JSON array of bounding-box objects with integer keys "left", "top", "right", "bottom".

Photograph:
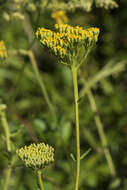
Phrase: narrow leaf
[{"left": 80, "top": 148, "right": 92, "bottom": 160}]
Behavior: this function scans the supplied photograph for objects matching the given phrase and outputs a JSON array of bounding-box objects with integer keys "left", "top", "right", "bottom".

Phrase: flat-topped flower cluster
[
  {"left": 0, "top": 40, "right": 8, "bottom": 59},
  {"left": 36, "top": 24, "right": 100, "bottom": 65},
  {"left": 16, "top": 143, "right": 54, "bottom": 169}
]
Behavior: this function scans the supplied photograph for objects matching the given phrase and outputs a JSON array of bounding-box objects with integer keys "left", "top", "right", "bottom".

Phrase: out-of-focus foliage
[{"left": 1, "top": 0, "right": 127, "bottom": 190}]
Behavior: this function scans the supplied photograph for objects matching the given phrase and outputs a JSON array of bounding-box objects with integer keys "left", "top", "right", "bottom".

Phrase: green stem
[
  {"left": 37, "top": 170, "right": 45, "bottom": 190},
  {"left": 77, "top": 48, "right": 90, "bottom": 70},
  {"left": 0, "top": 110, "right": 11, "bottom": 152},
  {"left": 3, "top": 167, "right": 12, "bottom": 190},
  {"left": 3, "top": 152, "right": 16, "bottom": 190},
  {"left": 13, "top": 49, "right": 55, "bottom": 118},
  {"left": 28, "top": 50, "right": 55, "bottom": 116},
  {"left": 71, "top": 65, "right": 80, "bottom": 190},
  {"left": 84, "top": 82, "right": 116, "bottom": 177},
  {"left": 0, "top": 106, "right": 14, "bottom": 190}
]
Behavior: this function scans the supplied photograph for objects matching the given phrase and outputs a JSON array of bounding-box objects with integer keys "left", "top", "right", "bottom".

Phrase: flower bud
[{"left": 16, "top": 143, "right": 54, "bottom": 170}]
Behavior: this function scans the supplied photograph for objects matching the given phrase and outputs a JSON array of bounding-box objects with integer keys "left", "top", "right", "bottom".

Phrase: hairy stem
[
  {"left": 71, "top": 65, "right": 80, "bottom": 190},
  {"left": 37, "top": 170, "right": 45, "bottom": 190}
]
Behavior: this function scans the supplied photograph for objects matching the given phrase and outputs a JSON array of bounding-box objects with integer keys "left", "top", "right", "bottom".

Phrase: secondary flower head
[
  {"left": 36, "top": 24, "right": 100, "bottom": 66},
  {"left": 16, "top": 143, "right": 54, "bottom": 170},
  {"left": 0, "top": 40, "right": 8, "bottom": 59}
]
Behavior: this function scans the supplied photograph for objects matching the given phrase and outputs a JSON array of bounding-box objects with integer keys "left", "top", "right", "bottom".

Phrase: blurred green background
[{"left": 0, "top": 0, "right": 127, "bottom": 190}]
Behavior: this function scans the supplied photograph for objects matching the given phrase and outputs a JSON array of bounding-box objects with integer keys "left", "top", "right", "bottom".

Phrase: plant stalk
[
  {"left": 85, "top": 83, "right": 116, "bottom": 177},
  {"left": 28, "top": 50, "right": 55, "bottom": 116},
  {"left": 71, "top": 65, "right": 80, "bottom": 190},
  {"left": 3, "top": 167, "right": 12, "bottom": 190},
  {"left": 37, "top": 170, "right": 45, "bottom": 190},
  {"left": 0, "top": 107, "right": 13, "bottom": 190},
  {"left": 0, "top": 110, "right": 11, "bottom": 152}
]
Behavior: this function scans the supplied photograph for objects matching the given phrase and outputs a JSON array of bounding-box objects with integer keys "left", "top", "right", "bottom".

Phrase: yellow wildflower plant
[
  {"left": 0, "top": 40, "right": 8, "bottom": 59},
  {"left": 16, "top": 143, "right": 54, "bottom": 170},
  {"left": 51, "top": 10, "right": 68, "bottom": 24},
  {"left": 35, "top": 24, "right": 100, "bottom": 190},
  {"left": 36, "top": 24, "right": 100, "bottom": 67}
]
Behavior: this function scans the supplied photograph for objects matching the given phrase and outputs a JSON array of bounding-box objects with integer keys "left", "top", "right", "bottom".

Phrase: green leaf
[{"left": 80, "top": 148, "right": 92, "bottom": 160}]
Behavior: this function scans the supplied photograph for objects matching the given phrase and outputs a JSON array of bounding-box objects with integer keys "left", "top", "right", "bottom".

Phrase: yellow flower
[
  {"left": 36, "top": 24, "right": 100, "bottom": 62},
  {"left": 16, "top": 143, "right": 54, "bottom": 169},
  {"left": 0, "top": 41, "right": 8, "bottom": 59},
  {"left": 53, "top": 45, "right": 66, "bottom": 57},
  {"left": 35, "top": 28, "right": 53, "bottom": 39},
  {"left": 54, "top": 24, "right": 100, "bottom": 42},
  {"left": 51, "top": 10, "right": 68, "bottom": 24}
]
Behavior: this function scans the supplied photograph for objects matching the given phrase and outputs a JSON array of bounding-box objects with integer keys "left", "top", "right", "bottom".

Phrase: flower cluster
[
  {"left": 36, "top": 27, "right": 67, "bottom": 58},
  {"left": 36, "top": 24, "right": 99, "bottom": 65},
  {"left": 55, "top": 24, "right": 99, "bottom": 43},
  {"left": 2, "top": 0, "right": 36, "bottom": 21},
  {"left": 51, "top": 10, "right": 68, "bottom": 24},
  {"left": 95, "top": 0, "right": 118, "bottom": 9},
  {"left": 0, "top": 41, "right": 8, "bottom": 59},
  {"left": 16, "top": 143, "right": 54, "bottom": 169}
]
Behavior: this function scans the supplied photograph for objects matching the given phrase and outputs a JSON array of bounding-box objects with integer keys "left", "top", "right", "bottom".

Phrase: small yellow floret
[{"left": 35, "top": 28, "right": 53, "bottom": 39}]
